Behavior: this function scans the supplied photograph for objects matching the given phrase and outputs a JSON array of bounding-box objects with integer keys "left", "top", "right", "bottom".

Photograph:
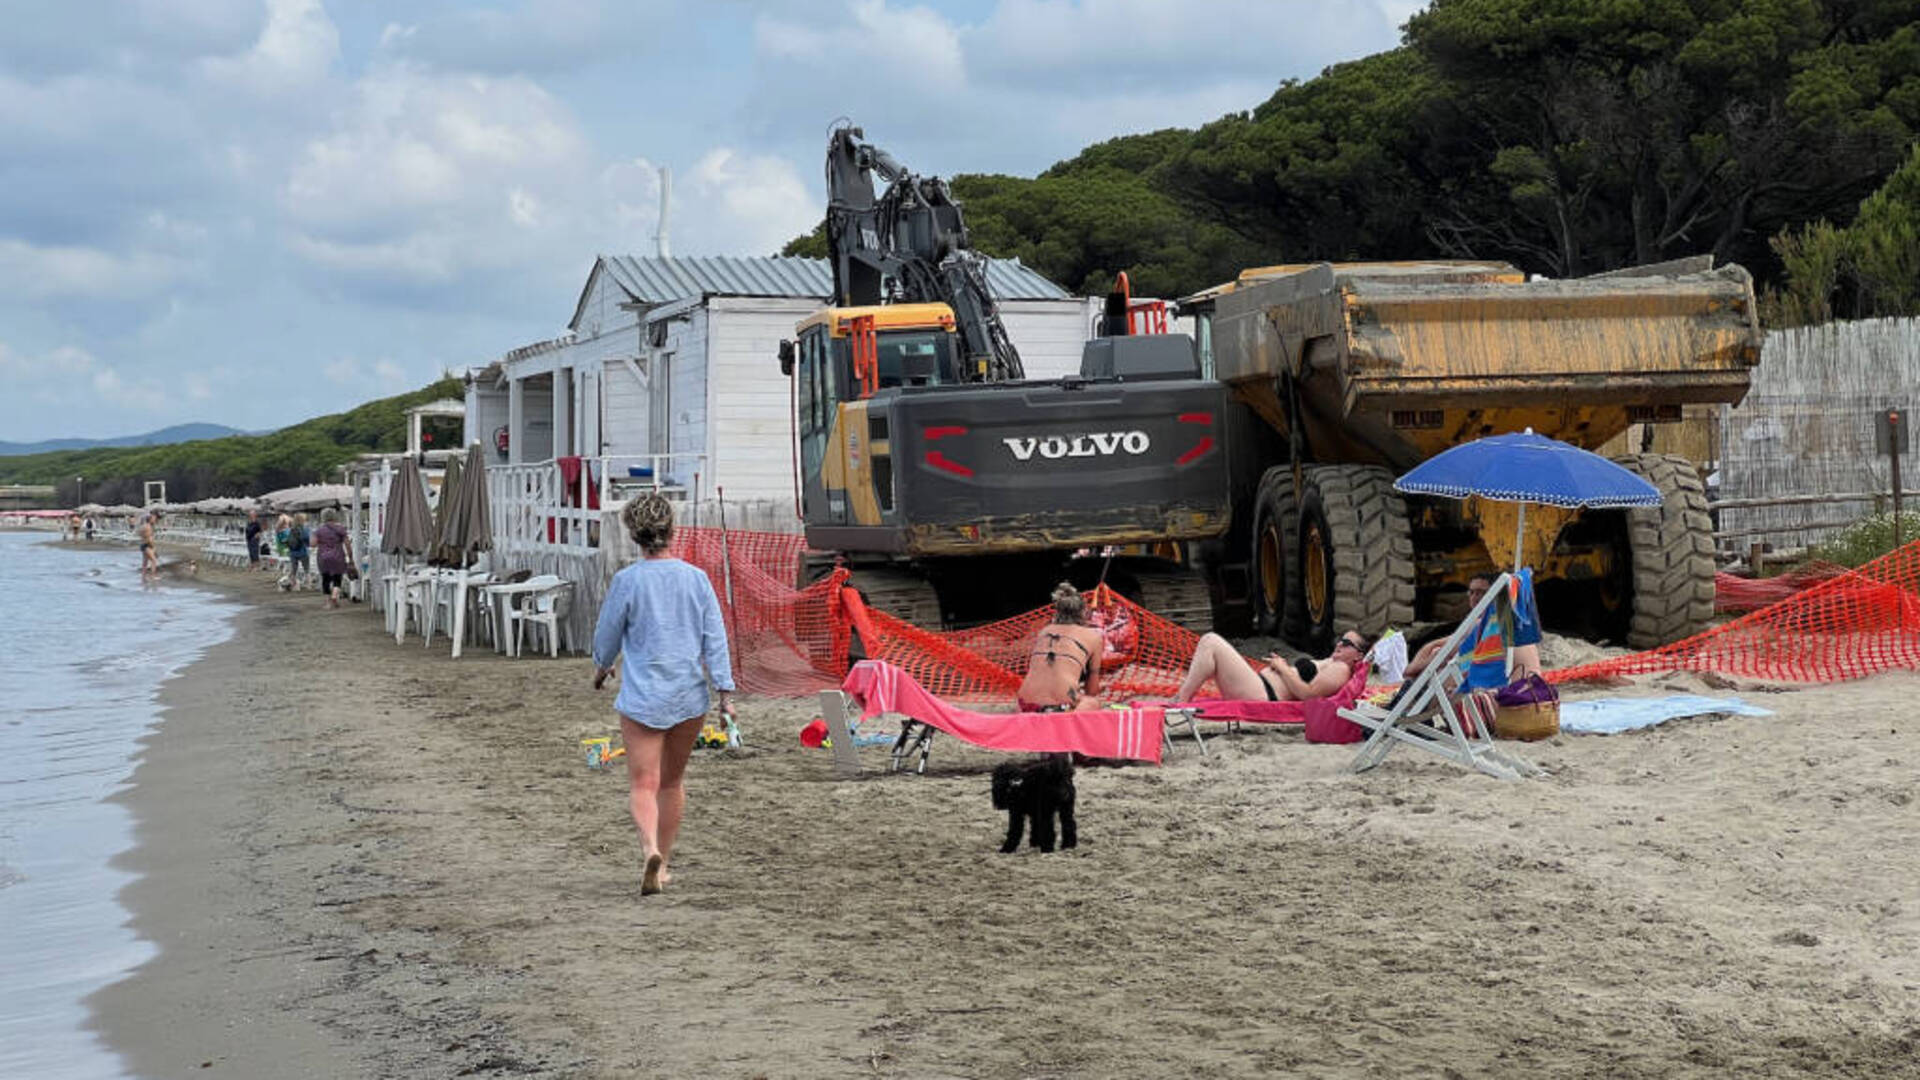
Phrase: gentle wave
[{"left": 0, "top": 533, "right": 241, "bottom": 1080}]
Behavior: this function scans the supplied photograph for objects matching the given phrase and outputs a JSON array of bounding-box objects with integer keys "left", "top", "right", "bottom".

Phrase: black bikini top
[{"left": 1031, "top": 629, "right": 1095, "bottom": 686}]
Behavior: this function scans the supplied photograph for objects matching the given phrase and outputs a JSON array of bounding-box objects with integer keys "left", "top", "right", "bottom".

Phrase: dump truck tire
[
  {"left": 1614, "top": 453, "right": 1716, "bottom": 649},
  {"left": 1295, "top": 464, "right": 1416, "bottom": 653},
  {"left": 1250, "top": 467, "right": 1299, "bottom": 636}
]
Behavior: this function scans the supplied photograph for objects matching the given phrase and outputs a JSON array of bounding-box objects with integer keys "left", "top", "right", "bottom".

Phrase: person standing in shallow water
[{"left": 591, "top": 494, "right": 735, "bottom": 896}]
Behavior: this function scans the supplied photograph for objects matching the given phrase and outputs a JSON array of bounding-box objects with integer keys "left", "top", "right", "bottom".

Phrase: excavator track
[
  {"left": 1132, "top": 565, "right": 1215, "bottom": 634},
  {"left": 847, "top": 567, "right": 945, "bottom": 630}
]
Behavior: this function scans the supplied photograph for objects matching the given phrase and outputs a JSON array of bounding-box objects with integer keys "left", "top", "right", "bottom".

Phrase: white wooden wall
[
  {"left": 705, "top": 297, "right": 819, "bottom": 502},
  {"left": 466, "top": 384, "right": 509, "bottom": 462},
  {"left": 999, "top": 297, "right": 1100, "bottom": 379}
]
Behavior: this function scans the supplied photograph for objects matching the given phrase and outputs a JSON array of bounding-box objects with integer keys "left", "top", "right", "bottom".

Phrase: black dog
[{"left": 990, "top": 755, "right": 1077, "bottom": 853}]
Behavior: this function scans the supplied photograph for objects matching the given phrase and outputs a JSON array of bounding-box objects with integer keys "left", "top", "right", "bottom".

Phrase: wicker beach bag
[{"left": 1492, "top": 674, "right": 1560, "bottom": 741}]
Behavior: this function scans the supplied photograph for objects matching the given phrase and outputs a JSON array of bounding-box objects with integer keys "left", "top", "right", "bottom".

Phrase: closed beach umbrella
[
  {"left": 460, "top": 441, "right": 493, "bottom": 558},
  {"left": 432, "top": 455, "right": 465, "bottom": 564},
  {"left": 380, "top": 457, "right": 434, "bottom": 556},
  {"left": 444, "top": 443, "right": 497, "bottom": 657},
  {"left": 1394, "top": 428, "right": 1662, "bottom": 569}
]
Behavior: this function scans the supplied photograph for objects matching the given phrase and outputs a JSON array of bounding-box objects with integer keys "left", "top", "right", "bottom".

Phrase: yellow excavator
[{"left": 777, "top": 122, "right": 1229, "bottom": 628}]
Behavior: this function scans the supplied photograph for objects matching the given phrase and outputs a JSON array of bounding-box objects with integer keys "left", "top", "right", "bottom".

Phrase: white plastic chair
[
  {"left": 393, "top": 566, "right": 437, "bottom": 644},
  {"left": 508, "top": 576, "right": 573, "bottom": 657}
]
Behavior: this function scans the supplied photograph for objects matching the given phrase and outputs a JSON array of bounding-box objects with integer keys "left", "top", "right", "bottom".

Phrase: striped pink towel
[{"left": 842, "top": 660, "right": 1164, "bottom": 764}]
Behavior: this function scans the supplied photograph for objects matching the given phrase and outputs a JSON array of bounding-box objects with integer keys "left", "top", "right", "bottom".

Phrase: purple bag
[{"left": 1493, "top": 673, "right": 1558, "bottom": 707}]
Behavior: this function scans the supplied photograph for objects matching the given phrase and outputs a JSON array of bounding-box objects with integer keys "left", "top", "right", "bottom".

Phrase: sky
[{"left": 0, "top": 0, "right": 1420, "bottom": 441}]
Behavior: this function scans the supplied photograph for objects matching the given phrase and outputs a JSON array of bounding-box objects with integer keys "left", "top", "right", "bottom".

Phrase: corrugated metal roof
[{"left": 596, "top": 254, "right": 1071, "bottom": 305}]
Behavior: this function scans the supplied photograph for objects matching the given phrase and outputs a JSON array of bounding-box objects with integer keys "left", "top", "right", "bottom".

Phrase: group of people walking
[{"left": 243, "top": 508, "right": 355, "bottom": 607}]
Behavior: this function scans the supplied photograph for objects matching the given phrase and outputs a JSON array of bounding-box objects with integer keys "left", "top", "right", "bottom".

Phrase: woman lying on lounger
[
  {"left": 1172, "top": 629, "right": 1373, "bottom": 704},
  {"left": 1014, "top": 583, "right": 1105, "bottom": 712}
]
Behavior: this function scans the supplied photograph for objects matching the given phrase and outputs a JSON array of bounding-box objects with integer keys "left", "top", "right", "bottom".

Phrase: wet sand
[{"left": 90, "top": 551, "right": 1920, "bottom": 1078}]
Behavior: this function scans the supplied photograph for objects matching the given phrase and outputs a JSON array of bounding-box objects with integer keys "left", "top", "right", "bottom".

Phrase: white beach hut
[{"left": 465, "top": 254, "right": 1096, "bottom": 513}]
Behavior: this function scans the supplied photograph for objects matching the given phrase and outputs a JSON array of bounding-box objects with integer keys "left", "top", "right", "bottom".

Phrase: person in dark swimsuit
[
  {"left": 1015, "top": 583, "right": 1105, "bottom": 712},
  {"left": 137, "top": 513, "right": 160, "bottom": 581},
  {"left": 1171, "top": 629, "right": 1372, "bottom": 703}
]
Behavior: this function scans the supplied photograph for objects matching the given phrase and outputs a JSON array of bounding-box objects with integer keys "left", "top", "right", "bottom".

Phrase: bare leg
[
  {"left": 652, "top": 715, "right": 703, "bottom": 882},
  {"left": 1173, "top": 633, "right": 1269, "bottom": 702},
  {"left": 621, "top": 717, "right": 669, "bottom": 892}
]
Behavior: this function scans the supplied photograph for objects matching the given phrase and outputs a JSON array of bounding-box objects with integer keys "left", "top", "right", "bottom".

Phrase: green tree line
[
  {"left": 788, "top": 0, "right": 1920, "bottom": 321},
  {"left": 0, "top": 376, "right": 466, "bottom": 507}
]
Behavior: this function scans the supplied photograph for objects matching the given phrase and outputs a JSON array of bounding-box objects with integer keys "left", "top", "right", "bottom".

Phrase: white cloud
[
  {"left": 0, "top": 341, "right": 97, "bottom": 377},
  {"left": 321, "top": 354, "right": 427, "bottom": 394},
  {"left": 970, "top": 0, "right": 1403, "bottom": 88},
  {"left": 757, "top": 0, "right": 966, "bottom": 93},
  {"left": 200, "top": 0, "right": 339, "bottom": 95},
  {"left": 90, "top": 366, "right": 170, "bottom": 412},
  {"left": 0, "top": 340, "right": 166, "bottom": 412},
  {"left": 0, "top": 238, "right": 190, "bottom": 300},
  {"left": 370, "top": 0, "right": 673, "bottom": 75},
  {"left": 685, "top": 149, "right": 819, "bottom": 254},
  {"left": 281, "top": 64, "right": 592, "bottom": 282},
  {"left": 744, "top": 0, "right": 1410, "bottom": 175}
]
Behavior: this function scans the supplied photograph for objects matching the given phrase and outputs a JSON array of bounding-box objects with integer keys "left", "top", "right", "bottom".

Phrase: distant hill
[
  {"left": 0, "top": 377, "right": 465, "bottom": 506},
  {"left": 0, "top": 422, "right": 249, "bottom": 457}
]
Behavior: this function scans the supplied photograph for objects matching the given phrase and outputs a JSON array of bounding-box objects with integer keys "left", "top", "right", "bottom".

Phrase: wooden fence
[{"left": 1717, "top": 316, "right": 1920, "bottom": 549}]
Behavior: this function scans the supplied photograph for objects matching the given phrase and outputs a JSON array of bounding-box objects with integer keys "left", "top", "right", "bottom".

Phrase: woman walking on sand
[
  {"left": 311, "top": 509, "right": 354, "bottom": 608},
  {"left": 286, "top": 513, "right": 312, "bottom": 590},
  {"left": 591, "top": 494, "right": 735, "bottom": 896}
]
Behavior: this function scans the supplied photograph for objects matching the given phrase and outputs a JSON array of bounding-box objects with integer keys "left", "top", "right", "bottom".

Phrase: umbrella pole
[{"left": 1513, "top": 502, "right": 1526, "bottom": 572}]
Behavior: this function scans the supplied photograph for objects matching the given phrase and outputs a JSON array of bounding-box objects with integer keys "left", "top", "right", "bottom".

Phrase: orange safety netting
[
  {"left": 1714, "top": 562, "right": 1848, "bottom": 613},
  {"left": 672, "top": 528, "right": 1920, "bottom": 699},
  {"left": 1556, "top": 540, "right": 1920, "bottom": 685},
  {"left": 663, "top": 528, "right": 1203, "bottom": 701}
]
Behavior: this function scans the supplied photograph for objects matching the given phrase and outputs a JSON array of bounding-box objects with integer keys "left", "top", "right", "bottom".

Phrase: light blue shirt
[{"left": 592, "top": 558, "right": 735, "bottom": 728}]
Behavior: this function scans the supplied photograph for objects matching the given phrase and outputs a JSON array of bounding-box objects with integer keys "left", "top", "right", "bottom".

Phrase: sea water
[{"left": 0, "top": 532, "right": 240, "bottom": 1079}]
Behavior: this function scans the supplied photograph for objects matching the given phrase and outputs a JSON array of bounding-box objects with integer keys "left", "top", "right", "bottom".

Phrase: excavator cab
[{"left": 782, "top": 302, "right": 967, "bottom": 533}]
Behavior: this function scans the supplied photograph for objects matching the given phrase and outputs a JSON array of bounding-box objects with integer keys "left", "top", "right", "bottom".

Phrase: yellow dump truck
[{"left": 1179, "top": 256, "right": 1763, "bottom": 651}]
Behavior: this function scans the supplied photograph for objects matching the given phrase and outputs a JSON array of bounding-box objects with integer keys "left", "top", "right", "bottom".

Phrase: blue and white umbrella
[{"left": 1394, "top": 428, "right": 1661, "bottom": 569}]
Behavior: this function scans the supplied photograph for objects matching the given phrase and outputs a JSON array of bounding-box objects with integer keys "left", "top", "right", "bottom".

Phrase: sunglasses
[{"left": 1339, "top": 636, "right": 1366, "bottom": 652}]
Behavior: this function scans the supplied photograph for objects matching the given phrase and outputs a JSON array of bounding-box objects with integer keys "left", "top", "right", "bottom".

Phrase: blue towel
[
  {"left": 1511, "top": 567, "right": 1542, "bottom": 647},
  {"left": 1558, "top": 695, "right": 1773, "bottom": 735}
]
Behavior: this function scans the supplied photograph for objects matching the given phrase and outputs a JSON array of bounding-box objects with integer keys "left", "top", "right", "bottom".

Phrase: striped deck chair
[{"left": 1338, "top": 571, "right": 1542, "bottom": 780}]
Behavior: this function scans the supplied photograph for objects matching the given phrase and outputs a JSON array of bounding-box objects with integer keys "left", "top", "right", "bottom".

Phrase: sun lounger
[
  {"left": 1168, "top": 660, "right": 1375, "bottom": 751},
  {"left": 841, "top": 660, "right": 1165, "bottom": 773},
  {"left": 1338, "top": 571, "right": 1542, "bottom": 780}
]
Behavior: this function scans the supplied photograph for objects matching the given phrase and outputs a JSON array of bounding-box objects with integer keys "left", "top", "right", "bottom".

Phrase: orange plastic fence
[
  {"left": 1556, "top": 540, "right": 1920, "bottom": 685},
  {"left": 664, "top": 528, "right": 1203, "bottom": 701},
  {"left": 668, "top": 529, "right": 1920, "bottom": 699},
  {"left": 1714, "top": 563, "right": 1847, "bottom": 613}
]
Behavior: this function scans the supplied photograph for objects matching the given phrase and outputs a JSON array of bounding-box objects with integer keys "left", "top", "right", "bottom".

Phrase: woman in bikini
[
  {"left": 1015, "top": 583, "right": 1106, "bottom": 712},
  {"left": 1171, "top": 629, "right": 1372, "bottom": 704}
]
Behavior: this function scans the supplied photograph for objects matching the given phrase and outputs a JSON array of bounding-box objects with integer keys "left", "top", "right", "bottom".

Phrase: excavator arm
[{"left": 822, "top": 122, "right": 1024, "bottom": 381}]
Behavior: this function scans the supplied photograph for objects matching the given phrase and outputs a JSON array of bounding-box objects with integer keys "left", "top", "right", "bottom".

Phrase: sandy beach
[{"left": 85, "top": 547, "right": 1920, "bottom": 1078}]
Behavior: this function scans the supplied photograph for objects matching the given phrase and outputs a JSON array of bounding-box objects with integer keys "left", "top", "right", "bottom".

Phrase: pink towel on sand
[{"left": 842, "top": 660, "right": 1164, "bottom": 764}]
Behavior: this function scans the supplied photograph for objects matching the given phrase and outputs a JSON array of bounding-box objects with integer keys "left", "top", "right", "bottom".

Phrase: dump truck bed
[{"left": 1202, "top": 258, "right": 1763, "bottom": 466}]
